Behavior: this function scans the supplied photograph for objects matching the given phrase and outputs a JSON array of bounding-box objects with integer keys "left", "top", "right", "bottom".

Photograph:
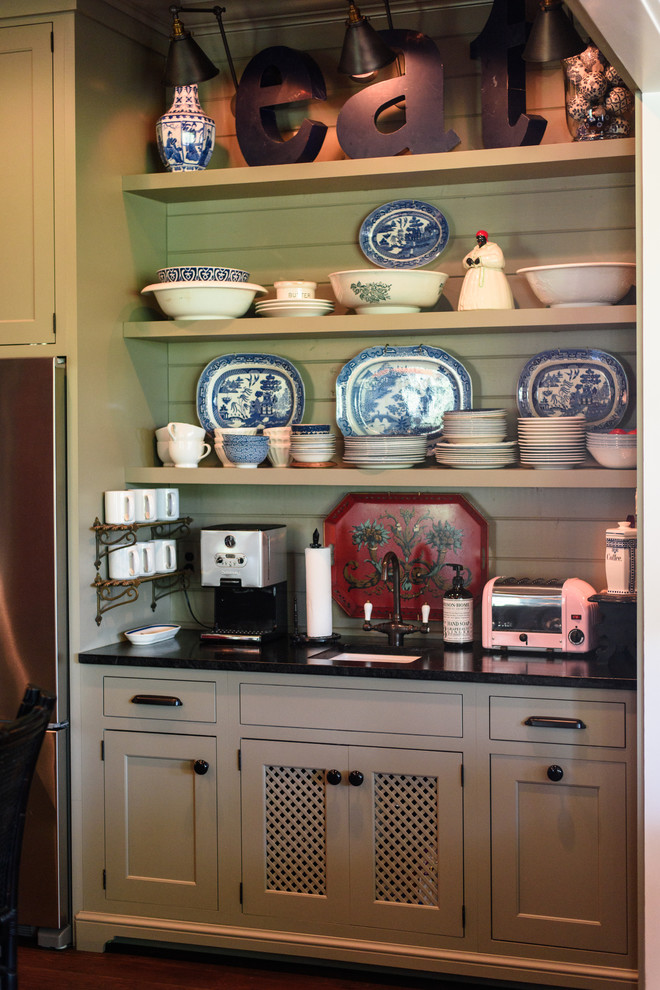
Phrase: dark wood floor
[{"left": 17, "top": 942, "right": 578, "bottom": 990}]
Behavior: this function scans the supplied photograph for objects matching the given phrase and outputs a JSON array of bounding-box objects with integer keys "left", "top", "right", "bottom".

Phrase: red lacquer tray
[{"left": 324, "top": 492, "right": 489, "bottom": 620}]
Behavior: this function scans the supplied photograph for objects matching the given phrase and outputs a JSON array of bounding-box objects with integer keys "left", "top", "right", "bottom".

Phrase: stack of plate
[
  {"left": 342, "top": 435, "right": 429, "bottom": 469},
  {"left": 441, "top": 409, "right": 508, "bottom": 444},
  {"left": 435, "top": 440, "right": 517, "bottom": 469},
  {"left": 255, "top": 298, "right": 334, "bottom": 318},
  {"left": 517, "top": 415, "right": 587, "bottom": 469},
  {"left": 290, "top": 432, "right": 337, "bottom": 465}
]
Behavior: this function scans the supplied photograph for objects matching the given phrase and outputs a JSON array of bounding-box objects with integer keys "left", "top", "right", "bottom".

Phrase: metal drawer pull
[
  {"left": 524, "top": 716, "right": 586, "bottom": 729},
  {"left": 130, "top": 694, "right": 183, "bottom": 707}
]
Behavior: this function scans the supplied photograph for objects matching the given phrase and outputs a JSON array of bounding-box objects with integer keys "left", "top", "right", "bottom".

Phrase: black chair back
[{"left": 0, "top": 685, "right": 55, "bottom": 990}]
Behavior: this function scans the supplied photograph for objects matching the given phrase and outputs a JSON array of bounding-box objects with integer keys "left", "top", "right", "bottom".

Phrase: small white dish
[{"left": 124, "top": 624, "right": 181, "bottom": 646}]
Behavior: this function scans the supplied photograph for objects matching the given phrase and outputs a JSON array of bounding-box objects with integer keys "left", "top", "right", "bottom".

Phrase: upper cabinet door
[{"left": 0, "top": 22, "right": 54, "bottom": 345}]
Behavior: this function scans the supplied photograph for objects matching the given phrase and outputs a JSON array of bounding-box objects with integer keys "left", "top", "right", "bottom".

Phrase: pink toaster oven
[{"left": 481, "top": 576, "right": 598, "bottom": 653}]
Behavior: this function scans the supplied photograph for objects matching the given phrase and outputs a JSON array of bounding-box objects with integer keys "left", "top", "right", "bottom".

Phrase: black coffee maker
[{"left": 199, "top": 524, "right": 287, "bottom": 643}]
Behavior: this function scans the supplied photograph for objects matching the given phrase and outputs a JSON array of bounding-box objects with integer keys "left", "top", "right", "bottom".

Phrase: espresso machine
[{"left": 200, "top": 524, "right": 287, "bottom": 642}]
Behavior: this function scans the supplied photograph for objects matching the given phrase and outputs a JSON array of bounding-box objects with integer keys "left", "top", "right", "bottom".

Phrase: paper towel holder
[{"left": 290, "top": 595, "right": 342, "bottom": 645}]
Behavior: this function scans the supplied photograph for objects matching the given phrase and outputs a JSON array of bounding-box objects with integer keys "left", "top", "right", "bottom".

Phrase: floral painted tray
[
  {"left": 516, "top": 347, "right": 629, "bottom": 431},
  {"left": 196, "top": 353, "right": 305, "bottom": 432},
  {"left": 335, "top": 344, "right": 472, "bottom": 438},
  {"left": 324, "top": 492, "right": 488, "bottom": 620}
]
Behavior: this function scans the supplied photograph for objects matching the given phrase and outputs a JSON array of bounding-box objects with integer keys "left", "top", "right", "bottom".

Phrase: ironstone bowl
[
  {"left": 516, "top": 262, "right": 636, "bottom": 307},
  {"left": 328, "top": 269, "right": 448, "bottom": 314},
  {"left": 157, "top": 266, "right": 250, "bottom": 283},
  {"left": 141, "top": 282, "right": 266, "bottom": 320}
]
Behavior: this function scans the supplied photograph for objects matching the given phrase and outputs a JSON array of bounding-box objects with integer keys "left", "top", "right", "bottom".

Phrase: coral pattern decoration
[{"left": 324, "top": 493, "right": 488, "bottom": 620}]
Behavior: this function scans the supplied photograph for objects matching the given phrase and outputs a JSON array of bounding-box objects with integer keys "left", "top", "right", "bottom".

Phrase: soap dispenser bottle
[{"left": 443, "top": 563, "right": 473, "bottom": 645}]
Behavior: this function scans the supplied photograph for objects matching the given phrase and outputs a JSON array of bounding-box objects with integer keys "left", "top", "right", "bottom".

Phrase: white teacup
[
  {"left": 108, "top": 544, "right": 141, "bottom": 580},
  {"left": 213, "top": 427, "right": 258, "bottom": 438},
  {"left": 132, "top": 488, "right": 157, "bottom": 522},
  {"left": 214, "top": 442, "right": 235, "bottom": 468},
  {"left": 264, "top": 426, "right": 292, "bottom": 439},
  {"left": 168, "top": 422, "right": 206, "bottom": 441},
  {"left": 156, "top": 488, "right": 179, "bottom": 520},
  {"left": 135, "top": 541, "right": 156, "bottom": 576},
  {"left": 169, "top": 438, "right": 211, "bottom": 469},
  {"left": 155, "top": 427, "right": 174, "bottom": 466},
  {"left": 105, "top": 490, "right": 135, "bottom": 525},
  {"left": 154, "top": 538, "right": 177, "bottom": 573}
]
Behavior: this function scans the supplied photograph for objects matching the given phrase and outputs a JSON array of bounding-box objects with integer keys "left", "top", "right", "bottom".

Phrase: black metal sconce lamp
[
  {"left": 522, "top": 0, "right": 585, "bottom": 62},
  {"left": 163, "top": 4, "right": 238, "bottom": 90},
  {"left": 337, "top": 0, "right": 397, "bottom": 77}
]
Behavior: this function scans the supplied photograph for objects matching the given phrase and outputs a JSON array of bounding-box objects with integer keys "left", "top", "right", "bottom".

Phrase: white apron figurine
[{"left": 458, "top": 230, "right": 514, "bottom": 310}]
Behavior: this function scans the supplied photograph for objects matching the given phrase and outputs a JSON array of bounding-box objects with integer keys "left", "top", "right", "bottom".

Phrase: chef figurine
[{"left": 458, "top": 230, "right": 514, "bottom": 310}]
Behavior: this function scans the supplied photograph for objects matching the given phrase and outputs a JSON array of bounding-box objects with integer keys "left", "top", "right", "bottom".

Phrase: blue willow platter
[
  {"left": 516, "top": 347, "right": 629, "bottom": 431},
  {"left": 358, "top": 200, "right": 450, "bottom": 269},
  {"left": 196, "top": 353, "right": 305, "bottom": 432},
  {"left": 335, "top": 344, "right": 472, "bottom": 438}
]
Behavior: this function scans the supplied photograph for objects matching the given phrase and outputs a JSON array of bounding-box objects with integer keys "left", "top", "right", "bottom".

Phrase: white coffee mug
[
  {"left": 156, "top": 488, "right": 179, "bottom": 521},
  {"left": 105, "top": 490, "right": 135, "bottom": 525},
  {"left": 108, "top": 544, "right": 140, "bottom": 580},
  {"left": 132, "top": 489, "right": 157, "bottom": 523},
  {"left": 169, "top": 439, "right": 211, "bottom": 468},
  {"left": 154, "top": 538, "right": 177, "bottom": 573},
  {"left": 167, "top": 422, "right": 206, "bottom": 441},
  {"left": 135, "top": 541, "right": 156, "bottom": 576}
]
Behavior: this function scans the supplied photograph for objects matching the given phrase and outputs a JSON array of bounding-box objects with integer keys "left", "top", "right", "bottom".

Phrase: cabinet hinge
[
  {"left": 462, "top": 904, "right": 465, "bottom": 928},
  {"left": 50, "top": 31, "right": 54, "bottom": 52},
  {"left": 101, "top": 740, "right": 104, "bottom": 761},
  {"left": 239, "top": 882, "right": 243, "bottom": 905},
  {"left": 237, "top": 749, "right": 241, "bottom": 771},
  {"left": 52, "top": 312, "right": 56, "bottom": 333},
  {"left": 460, "top": 763, "right": 464, "bottom": 787},
  {"left": 102, "top": 869, "right": 106, "bottom": 890}
]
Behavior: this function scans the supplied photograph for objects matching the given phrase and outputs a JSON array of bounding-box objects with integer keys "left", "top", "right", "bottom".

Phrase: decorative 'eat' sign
[
  {"left": 470, "top": 0, "right": 547, "bottom": 148},
  {"left": 336, "top": 29, "right": 460, "bottom": 159},
  {"left": 235, "top": 46, "right": 328, "bottom": 166}
]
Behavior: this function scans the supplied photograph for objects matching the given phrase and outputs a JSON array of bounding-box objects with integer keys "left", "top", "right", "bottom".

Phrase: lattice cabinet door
[
  {"left": 347, "top": 746, "right": 464, "bottom": 937},
  {"left": 240, "top": 739, "right": 351, "bottom": 924},
  {"left": 240, "top": 739, "right": 464, "bottom": 936}
]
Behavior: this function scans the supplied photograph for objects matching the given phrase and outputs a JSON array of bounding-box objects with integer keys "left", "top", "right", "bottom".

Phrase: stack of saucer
[
  {"left": 255, "top": 298, "right": 334, "bottom": 318},
  {"left": 342, "top": 435, "right": 428, "bottom": 469},
  {"left": 290, "top": 425, "right": 336, "bottom": 466},
  {"left": 435, "top": 440, "right": 517, "bottom": 469},
  {"left": 441, "top": 409, "right": 508, "bottom": 444},
  {"left": 517, "top": 415, "right": 587, "bottom": 469}
]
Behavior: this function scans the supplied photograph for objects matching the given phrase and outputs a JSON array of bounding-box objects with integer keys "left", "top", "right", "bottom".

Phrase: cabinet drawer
[
  {"left": 240, "top": 683, "right": 463, "bottom": 737},
  {"left": 103, "top": 676, "right": 217, "bottom": 723},
  {"left": 489, "top": 696, "right": 626, "bottom": 748}
]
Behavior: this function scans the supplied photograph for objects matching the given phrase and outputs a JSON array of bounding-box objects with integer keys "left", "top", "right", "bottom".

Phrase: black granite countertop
[{"left": 78, "top": 629, "right": 636, "bottom": 689}]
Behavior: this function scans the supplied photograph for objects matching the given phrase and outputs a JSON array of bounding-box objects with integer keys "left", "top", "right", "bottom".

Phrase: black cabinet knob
[
  {"left": 326, "top": 769, "right": 342, "bottom": 785},
  {"left": 194, "top": 759, "right": 210, "bottom": 776},
  {"left": 348, "top": 770, "right": 364, "bottom": 787},
  {"left": 547, "top": 764, "right": 564, "bottom": 782}
]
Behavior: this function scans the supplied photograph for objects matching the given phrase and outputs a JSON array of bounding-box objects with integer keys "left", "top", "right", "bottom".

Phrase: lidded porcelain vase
[{"left": 156, "top": 84, "right": 215, "bottom": 172}]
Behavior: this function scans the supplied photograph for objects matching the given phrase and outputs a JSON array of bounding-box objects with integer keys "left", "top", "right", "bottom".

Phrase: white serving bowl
[
  {"left": 142, "top": 281, "right": 266, "bottom": 320},
  {"left": 516, "top": 262, "right": 635, "bottom": 307},
  {"left": 587, "top": 444, "right": 637, "bottom": 468},
  {"left": 328, "top": 269, "right": 448, "bottom": 314}
]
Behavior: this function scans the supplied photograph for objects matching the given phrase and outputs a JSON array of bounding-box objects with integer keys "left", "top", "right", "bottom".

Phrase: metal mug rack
[{"left": 91, "top": 516, "right": 193, "bottom": 624}]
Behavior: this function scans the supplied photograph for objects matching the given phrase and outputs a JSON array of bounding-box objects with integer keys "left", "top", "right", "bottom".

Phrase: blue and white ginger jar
[{"left": 156, "top": 84, "right": 215, "bottom": 172}]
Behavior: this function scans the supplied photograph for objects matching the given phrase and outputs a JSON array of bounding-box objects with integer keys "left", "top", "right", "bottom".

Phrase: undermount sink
[{"left": 310, "top": 651, "right": 422, "bottom": 664}]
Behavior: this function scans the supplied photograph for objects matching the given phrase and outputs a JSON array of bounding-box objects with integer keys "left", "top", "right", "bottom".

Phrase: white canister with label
[{"left": 605, "top": 520, "right": 637, "bottom": 594}]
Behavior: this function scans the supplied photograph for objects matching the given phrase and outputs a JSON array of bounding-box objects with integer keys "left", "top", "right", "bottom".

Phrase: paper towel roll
[{"left": 305, "top": 545, "right": 333, "bottom": 638}]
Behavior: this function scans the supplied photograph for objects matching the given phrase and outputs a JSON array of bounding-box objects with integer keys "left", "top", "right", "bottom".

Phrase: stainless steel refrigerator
[{"left": 0, "top": 356, "right": 70, "bottom": 948}]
